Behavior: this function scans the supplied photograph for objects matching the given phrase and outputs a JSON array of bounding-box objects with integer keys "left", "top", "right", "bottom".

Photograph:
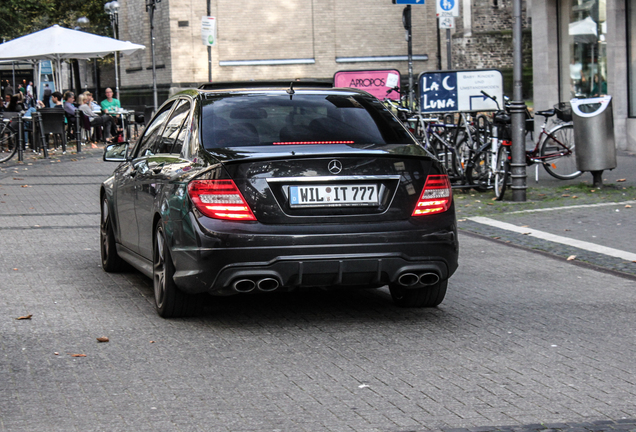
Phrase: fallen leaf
[
  {"left": 492, "top": 236, "right": 501, "bottom": 240},
  {"left": 590, "top": 189, "right": 596, "bottom": 193},
  {"left": 21, "top": 185, "right": 31, "bottom": 188},
  {"left": 626, "top": 205, "right": 632, "bottom": 208},
  {"left": 54, "top": 352, "right": 59, "bottom": 355},
  {"left": 487, "top": 203, "right": 494, "bottom": 205},
  {"left": 572, "top": 195, "right": 578, "bottom": 199},
  {"left": 616, "top": 179, "right": 626, "bottom": 182},
  {"left": 15, "top": 314, "right": 32, "bottom": 320},
  {"left": 457, "top": 218, "right": 466, "bottom": 222},
  {"left": 521, "top": 225, "right": 529, "bottom": 227},
  {"left": 567, "top": 255, "right": 577, "bottom": 261},
  {"left": 70, "top": 354, "right": 87, "bottom": 357},
  {"left": 491, "top": 197, "right": 497, "bottom": 201},
  {"left": 12, "top": 268, "right": 18, "bottom": 271},
  {"left": 561, "top": 194, "right": 570, "bottom": 197},
  {"left": 12, "top": 177, "right": 23, "bottom": 180},
  {"left": 475, "top": 200, "right": 481, "bottom": 203},
  {"left": 96, "top": 336, "right": 109, "bottom": 343},
  {"left": 149, "top": 341, "right": 155, "bottom": 344}
]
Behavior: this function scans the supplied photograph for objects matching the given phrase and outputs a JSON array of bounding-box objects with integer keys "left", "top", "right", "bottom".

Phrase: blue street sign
[
  {"left": 439, "top": 0, "right": 454, "bottom": 10},
  {"left": 394, "top": 0, "right": 425, "bottom": 4}
]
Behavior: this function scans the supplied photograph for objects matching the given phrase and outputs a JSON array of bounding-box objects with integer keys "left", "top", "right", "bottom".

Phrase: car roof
[{"left": 194, "top": 87, "right": 373, "bottom": 98}]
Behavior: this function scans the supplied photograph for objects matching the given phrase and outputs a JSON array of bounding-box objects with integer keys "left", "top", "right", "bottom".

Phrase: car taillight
[
  {"left": 188, "top": 180, "right": 256, "bottom": 221},
  {"left": 412, "top": 174, "right": 452, "bottom": 216}
]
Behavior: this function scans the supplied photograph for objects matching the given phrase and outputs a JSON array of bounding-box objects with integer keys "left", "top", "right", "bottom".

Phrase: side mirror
[{"left": 103, "top": 143, "right": 129, "bottom": 162}]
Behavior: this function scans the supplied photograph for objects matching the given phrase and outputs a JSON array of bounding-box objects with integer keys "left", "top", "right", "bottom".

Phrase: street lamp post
[
  {"left": 146, "top": 0, "right": 161, "bottom": 111},
  {"left": 104, "top": 1, "right": 121, "bottom": 101}
]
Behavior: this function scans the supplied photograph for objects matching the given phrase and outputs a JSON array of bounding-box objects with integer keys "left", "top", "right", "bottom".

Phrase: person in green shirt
[
  {"left": 100, "top": 88, "right": 121, "bottom": 113},
  {"left": 100, "top": 88, "right": 121, "bottom": 137}
]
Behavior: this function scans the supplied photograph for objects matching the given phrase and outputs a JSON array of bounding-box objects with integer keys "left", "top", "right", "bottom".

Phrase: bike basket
[{"left": 554, "top": 102, "right": 572, "bottom": 122}]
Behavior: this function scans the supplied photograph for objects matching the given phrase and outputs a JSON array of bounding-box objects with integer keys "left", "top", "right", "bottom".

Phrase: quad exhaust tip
[
  {"left": 232, "top": 278, "right": 281, "bottom": 293},
  {"left": 397, "top": 272, "right": 440, "bottom": 287},
  {"left": 419, "top": 272, "right": 440, "bottom": 286},
  {"left": 397, "top": 273, "right": 419, "bottom": 287},
  {"left": 233, "top": 279, "right": 256, "bottom": 293},
  {"left": 257, "top": 278, "right": 280, "bottom": 292}
]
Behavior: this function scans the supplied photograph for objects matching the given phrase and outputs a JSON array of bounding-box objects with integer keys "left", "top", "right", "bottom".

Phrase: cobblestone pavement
[{"left": 1, "top": 151, "right": 636, "bottom": 431}]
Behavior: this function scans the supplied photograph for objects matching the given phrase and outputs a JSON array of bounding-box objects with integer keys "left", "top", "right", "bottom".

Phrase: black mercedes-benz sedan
[{"left": 100, "top": 87, "right": 458, "bottom": 317}]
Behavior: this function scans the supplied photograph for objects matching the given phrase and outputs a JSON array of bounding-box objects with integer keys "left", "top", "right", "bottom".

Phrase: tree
[{"left": 0, "top": 0, "right": 111, "bottom": 42}]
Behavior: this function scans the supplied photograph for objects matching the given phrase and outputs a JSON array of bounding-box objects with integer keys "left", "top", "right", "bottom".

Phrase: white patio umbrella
[{"left": 0, "top": 25, "right": 145, "bottom": 92}]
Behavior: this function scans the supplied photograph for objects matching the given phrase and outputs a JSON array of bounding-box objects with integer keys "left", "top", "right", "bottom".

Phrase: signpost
[
  {"left": 201, "top": 16, "right": 216, "bottom": 83},
  {"left": 436, "top": 0, "right": 458, "bottom": 69},
  {"left": 418, "top": 69, "right": 504, "bottom": 113},
  {"left": 392, "top": 0, "right": 424, "bottom": 108}
]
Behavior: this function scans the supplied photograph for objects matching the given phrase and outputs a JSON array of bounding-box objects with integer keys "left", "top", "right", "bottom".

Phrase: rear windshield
[{"left": 200, "top": 93, "right": 414, "bottom": 148}]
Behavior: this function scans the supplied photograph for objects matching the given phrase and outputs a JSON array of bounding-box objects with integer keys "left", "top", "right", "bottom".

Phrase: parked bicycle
[
  {"left": 466, "top": 92, "right": 580, "bottom": 199},
  {"left": 0, "top": 117, "right": 18, "bottom": 163}
]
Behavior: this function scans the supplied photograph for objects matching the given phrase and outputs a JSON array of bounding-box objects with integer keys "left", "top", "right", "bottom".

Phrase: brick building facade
[{"left": 450, "top": 0, "right": 533, "bottom": 98}]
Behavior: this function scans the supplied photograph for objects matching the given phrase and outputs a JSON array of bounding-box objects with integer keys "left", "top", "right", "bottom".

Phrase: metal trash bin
[{"left": 570, "top": 96, "right": 616, "bottom": 173}]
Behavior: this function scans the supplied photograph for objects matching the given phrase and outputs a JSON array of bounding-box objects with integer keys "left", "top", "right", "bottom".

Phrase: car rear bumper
[{"left": 169, "top": 215, "right": 459, "bottom": 295}]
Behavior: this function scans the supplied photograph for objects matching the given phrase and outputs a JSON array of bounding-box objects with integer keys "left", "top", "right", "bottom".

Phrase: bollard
[
  {"left": 17, "top": 115, "right": 24, "bottom": 162},
  {"left": 74, "top": 109, "right": 81, "bottom": 153},
  {"left": 35, "top": 112, "right": 48, "bottom": 158}
]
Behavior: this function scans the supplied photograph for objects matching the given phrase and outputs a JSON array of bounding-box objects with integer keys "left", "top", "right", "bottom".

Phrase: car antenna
[{"left": 286, "top": 82, "right": 295, "bottom": 100}]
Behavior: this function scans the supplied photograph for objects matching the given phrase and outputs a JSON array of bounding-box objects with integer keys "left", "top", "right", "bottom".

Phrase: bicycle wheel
[
  {"left": 454, "top": 137, "right": 470, "bottom": 180},
  {"left": 539, "top": 123, "right": 582, "bottom": 180},
  {"left": 0, "top": 124, "right": 18, "bottom": 163},
  {"left": 465, "top": 148, "right": 490, "bottom": 192},
  {"left": 494, "top": 145, "right": 510, "bottom": 200}
]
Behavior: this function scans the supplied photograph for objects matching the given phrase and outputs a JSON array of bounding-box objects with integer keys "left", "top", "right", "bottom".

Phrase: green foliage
[{"left": 0, "top": 0, "right": 111, "bottom": 42}]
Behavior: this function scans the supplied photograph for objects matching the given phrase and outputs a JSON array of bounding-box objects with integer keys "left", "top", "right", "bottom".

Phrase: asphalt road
[{"left": 1, "top": 150, "right": 636, "bottom": 432}]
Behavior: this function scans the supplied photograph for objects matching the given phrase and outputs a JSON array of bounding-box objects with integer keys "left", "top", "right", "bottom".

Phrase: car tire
[
  {"left": 389, "top": 279, "right": 448, "bottom": 308},
  {"left": 153, "top": 222, "right": 200, "bottom": 318},
  {"left": 100, "top": 198, "right": 126, "bottom": 272}
]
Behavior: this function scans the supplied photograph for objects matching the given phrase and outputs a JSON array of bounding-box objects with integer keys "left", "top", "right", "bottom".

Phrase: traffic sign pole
[{"left": 404, "top": 6, "right": 414, "bottom": 109}]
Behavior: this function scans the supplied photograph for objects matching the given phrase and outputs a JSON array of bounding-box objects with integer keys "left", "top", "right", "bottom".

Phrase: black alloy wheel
[
  {"left": 100, "top": 198, "right": 125, "bottom": 272},
  {"left": 153, "top": 222, "right": 199, "bottom": 318}
]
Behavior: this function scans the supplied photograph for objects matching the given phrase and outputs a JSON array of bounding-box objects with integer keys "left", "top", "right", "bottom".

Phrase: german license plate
[{"left": 289, "top": 184, "right": 378, "bottom": 207}]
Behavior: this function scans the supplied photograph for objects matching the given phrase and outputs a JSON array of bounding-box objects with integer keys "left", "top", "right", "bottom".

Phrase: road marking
[
  {"left": 468, "top": 216, "right": 636, "bottom": 262},
  {"left": 506, "top": 200, "right": 636, "bottom": 215}
]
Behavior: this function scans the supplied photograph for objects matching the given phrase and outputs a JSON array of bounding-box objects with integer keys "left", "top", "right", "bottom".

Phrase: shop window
[{"left": 559, "top": 0, "right": 607, "bottom": 101}]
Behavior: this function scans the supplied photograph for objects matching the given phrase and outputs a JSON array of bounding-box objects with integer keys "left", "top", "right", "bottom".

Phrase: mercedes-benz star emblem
[{"left": 328, "top": 160, "right": 342, "bottom": 174}]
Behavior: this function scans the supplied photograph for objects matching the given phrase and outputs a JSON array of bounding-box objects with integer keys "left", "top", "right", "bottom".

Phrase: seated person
[
  {"left": 100, "top": 88, "right": 120, "bottom": 113},
  {"left": 82, "top": 91, "right": 101, "bottom": 112},
  {"left": 5, "top": 93, "right": 25, "bottom": 112},
  {"left": 63, "top": 91, "right": 77, "bottom": 117},
  {"left": 50, "top": 91, "right": 64, "bottom": 109},
  {"left": 78, "top": 94, "right": 114, "bottom": 142},
  {"left": 100, "top": 87, "right": 121, "bottom": 138}
]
